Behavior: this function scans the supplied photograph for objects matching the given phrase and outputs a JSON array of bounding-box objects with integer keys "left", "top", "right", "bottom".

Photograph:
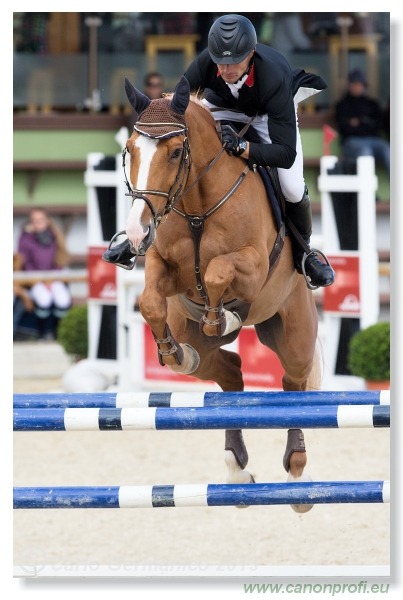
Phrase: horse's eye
[{"left": 171, "top": 148, "right": 182, "bottom": 160}]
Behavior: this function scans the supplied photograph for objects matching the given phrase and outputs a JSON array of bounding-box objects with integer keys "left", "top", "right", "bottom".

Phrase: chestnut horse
[{"left": 122, "top": 76, "right": 321, "bottom": 511}]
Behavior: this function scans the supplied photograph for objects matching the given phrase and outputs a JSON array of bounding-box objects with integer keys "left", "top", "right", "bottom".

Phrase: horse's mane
[{"left": 163, "top": 91, "right": 213, "bottom": 117}]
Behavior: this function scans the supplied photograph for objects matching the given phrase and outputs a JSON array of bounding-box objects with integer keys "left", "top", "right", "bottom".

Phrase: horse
[{"left": 121, "top": 76, "right": 321, "bottom": 512}]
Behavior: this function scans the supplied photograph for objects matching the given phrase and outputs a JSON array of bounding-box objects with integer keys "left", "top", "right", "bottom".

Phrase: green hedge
[
  {"left": 57, "top": 304, "right": 88, "bottom": 360},
  {"left": 347, "top": 321, "right": 390, "bottom": 381}
]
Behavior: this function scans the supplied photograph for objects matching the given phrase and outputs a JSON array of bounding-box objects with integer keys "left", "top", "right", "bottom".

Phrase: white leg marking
[{"left": 287, "top": 472, "right": 314, "bottom": 514}]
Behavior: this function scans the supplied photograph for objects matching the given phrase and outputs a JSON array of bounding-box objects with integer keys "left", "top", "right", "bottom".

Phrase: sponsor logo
[
  {"left": 222, "top": 51, "right": 232, "bottom": 56},
  {"left": 338, "top": 294, "right": 360, "bottom": 312},
  {"left": 100, "top": 283, "right": 117, "bottom": 299}
]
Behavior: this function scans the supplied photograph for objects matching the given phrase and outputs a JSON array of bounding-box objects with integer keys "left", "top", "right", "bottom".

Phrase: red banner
[
  {"left": 143, "top": 324, "right": 283, "bottom": 389},
  {"left": 323, "top": 254, "right": 360, "bottom": 315},
  {"left": 87, "top": 246, "right": 117, "bottom": 301},
  {"left": 144, "top": 324, "right": 202, "bottom": 383},
  {"left": 238, "top": 328, "right": 283, "bottom": 389}
]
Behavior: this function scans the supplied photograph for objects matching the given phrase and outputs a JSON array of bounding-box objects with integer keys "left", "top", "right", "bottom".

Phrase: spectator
[
  {"left": 13, "top": 252, "right": 35, "bottom": 339},
  {"left": 17, "top": 208, "right": 72, "bottom": 340},
  {"left": 334, "top": 69, "right": 390, "bottom": 176},
  {"left": 143, "top": 72, "right": 165, "bottom": 99}
]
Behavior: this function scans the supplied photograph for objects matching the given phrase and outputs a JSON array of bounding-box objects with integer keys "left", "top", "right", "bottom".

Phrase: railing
[{"left": 13, "top": 269, "right": 87, "bottom": 287}]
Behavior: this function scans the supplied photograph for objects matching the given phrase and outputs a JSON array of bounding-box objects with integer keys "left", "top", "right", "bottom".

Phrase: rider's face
[{"left": 217, "top": 51, "right": 254, "bottom": 84}]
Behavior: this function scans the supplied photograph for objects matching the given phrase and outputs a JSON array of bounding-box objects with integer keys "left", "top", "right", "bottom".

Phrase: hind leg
[
  {"left": 167, "top": 308, "right": 255, "bottom": 492},
  {"left": 255, "top": 281, "right": 318, "bottom": 512}
]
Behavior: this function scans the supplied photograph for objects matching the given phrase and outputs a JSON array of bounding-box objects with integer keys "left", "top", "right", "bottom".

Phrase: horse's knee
[
  {"left": 204, "top": 257, "right": 235, "bottom": 290},
  {"left": 139, "top": 291, "right": 166, "bottom": 324}
]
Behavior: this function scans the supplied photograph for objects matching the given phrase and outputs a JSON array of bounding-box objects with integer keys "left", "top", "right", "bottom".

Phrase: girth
[{"left": 178, "top": 294, "right": 252, "bottom": 324}]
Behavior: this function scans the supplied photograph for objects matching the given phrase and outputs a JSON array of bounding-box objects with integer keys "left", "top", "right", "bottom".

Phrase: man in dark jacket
[
  {"left": 183, "top": 13, "right": 334, "bottom": 288},
  {"left": 335, "top": 69, "right": 390, "bottom": 175}
]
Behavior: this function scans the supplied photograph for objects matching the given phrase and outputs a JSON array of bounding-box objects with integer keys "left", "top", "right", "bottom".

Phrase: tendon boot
[
  {"left": 285, "top": 188, "right": 335, "bottom": 289},
  {"left": 102, "top": 226, "right": 154, "bottom": 270}
]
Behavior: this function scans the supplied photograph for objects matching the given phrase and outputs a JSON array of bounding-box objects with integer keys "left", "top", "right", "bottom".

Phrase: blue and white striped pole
[
  {"left": 13, "top": 480, "right": 390, "bottom": 509},
  {"left": 13, "top": 390, "right": 390, "bottom": 409},
  {"left": 13, "top": 404, "right": 390, "bottom": 431}
]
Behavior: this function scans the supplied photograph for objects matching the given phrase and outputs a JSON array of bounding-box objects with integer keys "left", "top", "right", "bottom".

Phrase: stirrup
[
  {"left": 102, "top": 229, "right": 153, "bottom": 271},
  {"left": 102, "top": 231, "right": 138, "bottom": 270},
  {"left": 301, "top": 248, "right": 334, "bottom": 291}
]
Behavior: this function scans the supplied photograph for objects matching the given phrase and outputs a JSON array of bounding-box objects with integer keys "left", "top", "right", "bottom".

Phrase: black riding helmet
[{"left": 208, "top": 14, "right": 257, "bottom": 64}]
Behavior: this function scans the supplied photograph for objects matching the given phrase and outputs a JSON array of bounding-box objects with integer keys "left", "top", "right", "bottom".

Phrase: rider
[
  {"left": 104, "top": 13, "right": 334, "bottom": 288},
  {"left": 183, "top": 13, "right": 334, "bottom": 288}
]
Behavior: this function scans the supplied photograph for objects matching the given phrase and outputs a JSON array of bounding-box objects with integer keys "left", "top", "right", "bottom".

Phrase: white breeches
[
  {"left": 30, "top": 281, "right": 72, "bottom": 310},
  {"left": 202, "top": 99, "right": 305, "bottom": 203}
]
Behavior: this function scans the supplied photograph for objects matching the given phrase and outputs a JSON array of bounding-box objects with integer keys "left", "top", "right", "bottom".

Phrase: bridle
[
  {"left": 123, "top": 116, "right": 251, "bottom": 300},
  {"left": 122, "top": 122, "right": 192, "bottom": 227}
]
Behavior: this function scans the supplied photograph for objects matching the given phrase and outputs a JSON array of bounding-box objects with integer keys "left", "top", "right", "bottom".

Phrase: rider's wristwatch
[{"left": 237, "top": 139, "right": 247, "bottom": 155}]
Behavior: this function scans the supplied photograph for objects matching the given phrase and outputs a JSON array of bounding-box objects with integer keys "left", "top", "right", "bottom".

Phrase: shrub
[
  {"left": 347, "top": 321, "right": 390, "bottom": 381},
  {"left": 57, "top": 303, "right": 88, "bottom": 360}
]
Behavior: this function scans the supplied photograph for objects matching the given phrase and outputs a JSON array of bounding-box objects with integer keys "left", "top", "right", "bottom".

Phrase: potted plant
[
  {"left": 57, "top": 303, "right": 88, "bottom": 361},
  {"left": 347, "top": 321, "right": 390, "bottom": 389}
]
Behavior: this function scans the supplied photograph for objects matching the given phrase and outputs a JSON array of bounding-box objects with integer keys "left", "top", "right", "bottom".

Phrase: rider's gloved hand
[{"left": 221, "top": 124, "right": 247, "bottom": 157}]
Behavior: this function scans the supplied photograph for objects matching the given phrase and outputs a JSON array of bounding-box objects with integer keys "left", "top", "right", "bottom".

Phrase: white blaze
[{"left": 125, "top": 136, "right": 159, "bottom": 250}]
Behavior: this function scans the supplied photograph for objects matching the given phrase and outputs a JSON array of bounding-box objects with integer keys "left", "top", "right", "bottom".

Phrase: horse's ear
[
  {"left": 124, "top": 77, "right": 151, "bottom": 113},
  {"left": 170, "top": 76, "right": 190, "bottom": 115}
]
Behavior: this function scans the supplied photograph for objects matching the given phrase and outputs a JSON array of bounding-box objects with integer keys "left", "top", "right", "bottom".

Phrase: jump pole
[
  {"left": 13, "top": 390, "right": 390, "bottom": 409},
  {"left": 13, "top": 404, "right": 390, "bottom": 431},
  {"left": 13, "top": 480, "right": 390, "bottom": 509}
]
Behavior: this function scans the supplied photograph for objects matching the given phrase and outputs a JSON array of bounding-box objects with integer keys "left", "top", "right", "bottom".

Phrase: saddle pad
[{"left": 256, "top": 166, "right": 285, "bottom": 233}]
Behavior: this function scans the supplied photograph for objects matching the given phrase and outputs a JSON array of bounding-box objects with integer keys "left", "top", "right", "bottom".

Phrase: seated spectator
[
  {"left": 334, "top": 69, "right": 390, "bottom": 176},
  {"left": 143, "top": 72, "right": 165, "bottom": 99},
  {"left": 17, "top": 208, "right": 72, "bottom": 340},
  {"left": 13, "top": 252, "right": 35, "bottom": 340}
]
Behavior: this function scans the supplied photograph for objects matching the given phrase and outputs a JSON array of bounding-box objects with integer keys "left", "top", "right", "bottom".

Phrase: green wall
[
  {"left": 13, "top": 127, "right": 390, "bottom": 206},
  {"left": 13, "top": 130, "right": 121, "bottom": 161}
]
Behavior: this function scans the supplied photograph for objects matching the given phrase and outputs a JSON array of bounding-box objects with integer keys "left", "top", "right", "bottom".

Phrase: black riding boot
[
  {"left": 286, "top": 188, "right": 335, "bottom": 288},
  {"left": 102, "top": 227, "right": 154, "bottom": 270}
]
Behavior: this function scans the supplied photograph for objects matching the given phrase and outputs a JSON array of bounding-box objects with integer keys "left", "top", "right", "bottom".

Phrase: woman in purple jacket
[{"left": 17, "top": 208, "right": 72, "bottom": 337}]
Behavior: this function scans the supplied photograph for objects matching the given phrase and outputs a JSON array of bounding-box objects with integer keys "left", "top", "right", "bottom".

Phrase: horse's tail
[{"left": 306, "top": 336, "right": 324, "bottom": 391}]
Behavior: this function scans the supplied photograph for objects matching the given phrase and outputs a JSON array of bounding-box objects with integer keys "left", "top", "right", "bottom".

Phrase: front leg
[
  {"left": 140, "top": 249, "right": 199, "bottom": 373},
  {"left": 201, "top": 247, "right": 267, "bottom": 337},
  {"left": 139, "top": 247, "right": 173, "bottom": 339}
]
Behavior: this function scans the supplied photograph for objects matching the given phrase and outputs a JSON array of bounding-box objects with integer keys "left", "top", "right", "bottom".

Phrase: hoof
[
  {"left": 222, "top": 309, "right": 242, "bottom": 336},
  {"left": 287, "top": 472, "right": 314, "bottom": 514},
  {"left": 235, "top": 473, "right": 255, "bottom": 510},
  {"left": 168, "top": 344, "right": 200, "bottom": 374},
  {"left": 225, "top": 450, "right": 255, "bottom": 509}
]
